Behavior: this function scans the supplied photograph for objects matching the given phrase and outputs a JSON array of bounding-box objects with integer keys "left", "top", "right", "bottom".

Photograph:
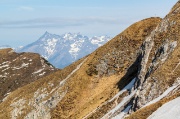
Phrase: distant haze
[{"left": 0, "top": 0, "right": 178, "bottom": 47}]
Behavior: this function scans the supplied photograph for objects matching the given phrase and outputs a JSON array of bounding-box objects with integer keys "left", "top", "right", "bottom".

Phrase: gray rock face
[
  {"left": 131, "top": 7, "right": 179, "bottom": 112},
  {"left": 96, "top": 3, "right": 180, "bottom": 118}
]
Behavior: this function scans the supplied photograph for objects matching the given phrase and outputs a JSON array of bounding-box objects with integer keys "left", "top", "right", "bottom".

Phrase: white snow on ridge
[
  {"left": 17, "top": 32, "right": 111, "bottom": 68},
  {"left": 0, "top": 75, "right": 7, "bottom": 78},
  {"left": 69, "top": 43, "right": 80, "bottom": 53},
  {"left": 91, "top": 36, "right": 111, "bottom": 47},
  {"left": 32, "top": 68, "right": 44, "bottom": 75},
  {"left": 12, "top": 63, "right": 29, "bottom": 70},
  {"left": 69, "top": 39, "right": 85, "bottom": 59},
  {"left": 0, "top": 64, "right": 9, "bottom": 69},
  {"left": 39, "top": 72, "right": 46, "bottom": 76},
  {"left": 148, "top": 97, "right": 180, "bottom": 119},
  {"left": 44, "top": 38, "right": 58, "bottom": 59},
  {"left": 143, "top": 80, "right": 180, "bottom": 108}
]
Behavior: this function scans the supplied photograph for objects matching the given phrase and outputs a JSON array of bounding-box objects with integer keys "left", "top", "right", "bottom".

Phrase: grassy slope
[
  {"left": 51, "top": 17, "right": 162, "bottom": 119},
  {"left": 0, "top": 56, "right": 85, "bottom": 119}
]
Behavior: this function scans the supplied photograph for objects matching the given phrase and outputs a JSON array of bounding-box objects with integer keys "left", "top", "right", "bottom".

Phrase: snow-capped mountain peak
[
  {"left": 39, "top": 31, "right": 60, "bottom": 42},
  {"left": 91, "top": 35, "right": 111, "bottom": 47},
  {"left": 62, "top": 32, "right": 85, "bottom": 41},
  {"left": 17, "top": 32, "right": 111, "bottom": 68}
]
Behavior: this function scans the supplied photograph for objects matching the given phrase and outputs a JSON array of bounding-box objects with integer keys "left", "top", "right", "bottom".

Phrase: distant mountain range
[
  {"left": 17, "top": 32, "right": 111, "bottom": 68},
  {"left": 0, "top": 45, "right": 11, "bottom": 49},
  {"left": 1, "top": 1, "right": 180, "bottom": 119}
]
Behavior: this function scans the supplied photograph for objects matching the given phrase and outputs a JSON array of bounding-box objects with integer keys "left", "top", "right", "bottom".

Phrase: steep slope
[
  {"left": 87, "top": 1, "right": 180, "bottom": 118},
  {"left": 125, "top": 1, "right": 180, "bottom": 118},
  {"left": 0, "top": 48, "right": 56, "bottom": 102},
  {"left": 0, "top": 56, "right": 86, "bottom": 119},
  {"left": 17, "top": 32, "right": 111, "bottom": 68},
  {"left": 51, "top": 1, "right": 180, "bottom": 118},
  {"left": 0, "top": 17, "right": 161, "bottom": 119},
  {"left": 51, "top": 17, "right": 162, "bottom": 119},
  {"left": 1, "top": 1, "right": 180, "bottom": 118}
]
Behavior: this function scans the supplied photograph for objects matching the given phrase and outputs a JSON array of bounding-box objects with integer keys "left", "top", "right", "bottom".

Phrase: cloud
[
  {"left": 0, "top": 17, "right": 129, "bottom": 29},
  {"left": 18, "top": 6, "right": 34, "bottom": 11}
]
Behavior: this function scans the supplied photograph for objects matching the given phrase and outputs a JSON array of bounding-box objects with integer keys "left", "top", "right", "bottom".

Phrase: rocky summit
[{"left": 0, "top": 1, "right": 180, "bottom": 119}]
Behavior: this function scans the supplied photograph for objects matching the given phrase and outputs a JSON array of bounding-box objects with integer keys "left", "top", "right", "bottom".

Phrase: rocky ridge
[
  {"left": 0, "top": 48, "right": 56, "bottom": 102},
  {"left": 0, "top": 1, "right": 180, "bottom": 119},
  {"left": 48, "top": 16, "right": 162, "bottom": 119}
]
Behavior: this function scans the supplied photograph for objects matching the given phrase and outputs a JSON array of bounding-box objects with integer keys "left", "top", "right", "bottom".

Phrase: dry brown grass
[
  {"left": 0, "top": 48, "right": 57, "bottom": 102},
  {"left": 51, "top": 54, "right": 121, "bottom": 119},
  {"left": 0, "top": 17, "right": 163, "bottom": 119},
  {"left": 51, "top": 17, "right": 161, "bottom": 119},
  {"left": 0, "top": 56, "right": 85, "bottom": 119},
  {"left": 86, "top": 17, "right": 161, "bottom": 77},
  {"left": 0, "top": 2, "right": 180, "bottom": 119}
]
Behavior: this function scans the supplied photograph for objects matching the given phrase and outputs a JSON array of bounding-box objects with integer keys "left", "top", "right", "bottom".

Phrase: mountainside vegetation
[{"left": 0, "top": 1, "right": 180, "bottom": 119}]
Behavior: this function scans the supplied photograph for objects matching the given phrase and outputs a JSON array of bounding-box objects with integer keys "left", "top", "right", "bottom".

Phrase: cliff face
[
  {"left": 127, "top": 1, "right": 180, "bottom": 118},
  {"left": 0, "top": 1, "right": 180, "bottom": 119}
]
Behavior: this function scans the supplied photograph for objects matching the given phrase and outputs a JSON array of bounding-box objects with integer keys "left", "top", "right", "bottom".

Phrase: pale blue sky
[{"left": 0, "top": 0, "right": 178, "bottom": 47}]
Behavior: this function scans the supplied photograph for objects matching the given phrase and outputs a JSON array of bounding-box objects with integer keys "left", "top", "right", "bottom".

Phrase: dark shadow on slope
[{"left": 117, "top": 55, "right": 141, "bottom": 90}]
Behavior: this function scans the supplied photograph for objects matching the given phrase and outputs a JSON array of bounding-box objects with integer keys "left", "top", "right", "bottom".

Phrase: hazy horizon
[{"left": 0, "top": 0, "right": 178, "bottom": 47}]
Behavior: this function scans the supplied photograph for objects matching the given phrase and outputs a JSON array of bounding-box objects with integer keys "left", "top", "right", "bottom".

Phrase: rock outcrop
[{"left": 0, "top": 1, "right": 180, "bottom": 119}]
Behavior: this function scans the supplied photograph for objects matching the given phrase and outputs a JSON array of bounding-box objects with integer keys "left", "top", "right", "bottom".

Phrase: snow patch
[
  {"left": 39, "top": 72, "right": 46, "bottom": 76},
  {"left": 143, "top": 80, "right": 180, "bottom": 108},
  {"left": 109, "top": 78, "right": 136, "bottom": 102},
  {"left": 32, "top": 68, "right": 44, "bottom": 75},
  {"left": 101, "top": 90, "right": 136, "bottom": 119},
  {"left": 44, "top": 38, "right": 58, "bottom": 59},
  {"left": 0, "top": 75, "right": 7, "bottom": 78},
  {"left": 91, "top": 36, "right": 111, "bottom": 47},
  {"left": 112, "top": 105, "right": 132, "bottom": 119},
  {"left": 2, "top": 92, "right": 11, "bottom": 102},
  {"left": 12, "top": 63, "right": 29, "bottom": 70},
  {"left": 83, "top": 78, "right": 136, "bottom": 119},
  {"left": 148, "top": 97, "right": 180, "bottom": 119},
  {"left": 2, "top": 67, "right": 10, "bottom": 72},
  {"left": 0, "top": 64, "right": 9, "bottom": 69}
]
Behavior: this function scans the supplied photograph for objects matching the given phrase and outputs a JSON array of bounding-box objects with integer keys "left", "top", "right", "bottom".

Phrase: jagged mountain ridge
[
  {"left": 17, "top": 32, "right": 111, "bottom": 68},
  {"left": 0, "top": 1, "right": 180, "bottom": 119},
  {"left": 0, "top": 16, "right": 161, "bottom": 119}
]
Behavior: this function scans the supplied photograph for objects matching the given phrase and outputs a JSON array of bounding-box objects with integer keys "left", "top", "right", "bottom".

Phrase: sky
[{"left": 0, "top": 0, "right": 178, "bottom": 47}]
